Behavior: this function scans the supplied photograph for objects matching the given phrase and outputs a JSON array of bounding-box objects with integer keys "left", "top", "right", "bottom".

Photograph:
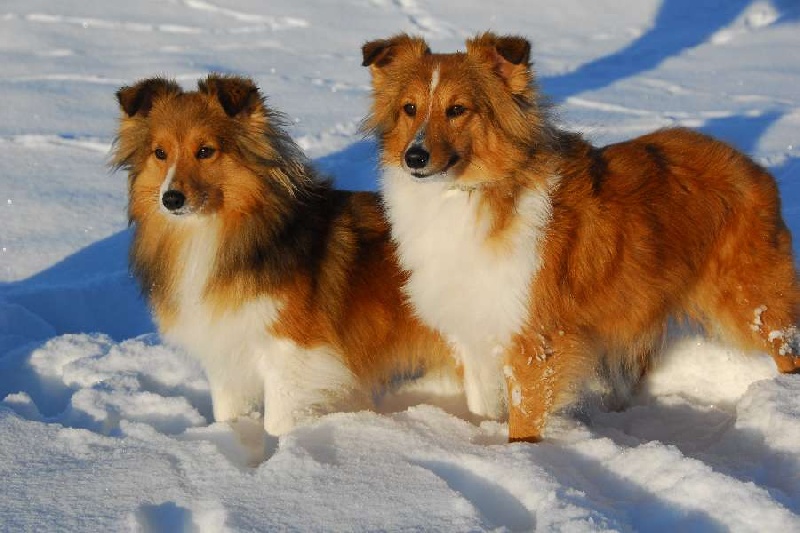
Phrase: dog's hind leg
[
  {"left": 596, "top": 331, "right": 662, "bottom": 412},
  {"left": 691, "top": 204, "right": 800, "bottom": 372}
]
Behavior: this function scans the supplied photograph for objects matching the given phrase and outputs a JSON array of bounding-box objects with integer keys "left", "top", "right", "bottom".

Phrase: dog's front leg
[
  {"left": 451, "top": 339, "right": 508, "bottom": 420},
  {"left": 505, "top": 331, "right": 592, "bottom": 442},
  {"left": 205, "top": 362, "right": 264, "bottom": 423}
]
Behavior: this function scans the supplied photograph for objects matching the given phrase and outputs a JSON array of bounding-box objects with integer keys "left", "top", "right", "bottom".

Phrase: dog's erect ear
[
  {"left": 116, "top": 78, "right": 182, "bottom": 117},
  {"left": 199, "top": 75, "right": 262, "bottom": 118},
  {"left": 361, "top": 34, "right": 430, "bottom": 70},
  {"left": 494, "top": 35, "right": 531, "bottom": 66},
  {"left": 466, "top": 33, "right": 533, "bottom": 95}
]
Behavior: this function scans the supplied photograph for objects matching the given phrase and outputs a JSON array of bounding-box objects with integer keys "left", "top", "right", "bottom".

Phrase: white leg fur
[
  {"left": 382, "top": 166, "right": 555, "bottom": 419},
  {"left": 452, "top": 339, "right": 508, "bottom": 419},
  {"left": 262, "top": 343, "right": 366, "bottom": 436},
  {"left": 206, "top": 370, "right": 264, "bottom": 422}
]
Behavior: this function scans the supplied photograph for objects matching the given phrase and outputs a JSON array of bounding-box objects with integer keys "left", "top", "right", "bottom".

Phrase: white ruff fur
[
  {"left": 157, "top": 212, "right": 360, "bottom": 436},
  {"left": 381, "top": 166, "right": 555, "bottom": 418}
]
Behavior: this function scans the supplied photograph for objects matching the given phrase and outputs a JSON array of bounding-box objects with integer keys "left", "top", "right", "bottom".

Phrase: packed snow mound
[{"left": 2, "top": 329, "right": 800, "bottom": 531}]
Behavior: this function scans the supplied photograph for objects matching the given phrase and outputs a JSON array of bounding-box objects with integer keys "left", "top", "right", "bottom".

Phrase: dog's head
[
  {"left": 362, "top": 32, "right": 549, "bottom": 187},
  {"left": 112, "top": 75, "right": 304, "bottom": 222}
]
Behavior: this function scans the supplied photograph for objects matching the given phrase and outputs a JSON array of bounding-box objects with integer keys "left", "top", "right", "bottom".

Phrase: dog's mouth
[
  {"left": 409, "top": 154, "right": 461, "bottom": 179},
  {"left": 162, "top": 206, "right": 195, "bottom": 217}
]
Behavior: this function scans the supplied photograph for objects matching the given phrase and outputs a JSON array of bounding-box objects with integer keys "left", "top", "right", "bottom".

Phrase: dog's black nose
[
  {"left": 404, "top": 146, "right": 430, "bottom": 169},
  {"left": 162, "top": 190, "right": 186, "bottom": 211}
]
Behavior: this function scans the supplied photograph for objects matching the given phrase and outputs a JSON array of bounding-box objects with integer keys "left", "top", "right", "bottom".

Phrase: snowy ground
[{"left": 2, "top": 0, "right": 800, "bottom": 530}]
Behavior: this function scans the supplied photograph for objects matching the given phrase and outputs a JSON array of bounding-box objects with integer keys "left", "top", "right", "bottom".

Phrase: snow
[{"left": 2, "top": 0, "right": 800, "bottom": 530}]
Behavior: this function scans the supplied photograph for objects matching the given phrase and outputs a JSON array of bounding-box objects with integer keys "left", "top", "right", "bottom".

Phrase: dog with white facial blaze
[
  {"left": 362, "top": 33, "right": 800, "bottom": 442},
  {"left": 112, "top": 75, "right": 454, "bottom": 436}
]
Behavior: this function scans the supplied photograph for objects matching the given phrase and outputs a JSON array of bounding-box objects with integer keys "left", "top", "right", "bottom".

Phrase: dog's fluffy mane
[{"left": 111, "top": 75, "right": 342, "bottom": 306}]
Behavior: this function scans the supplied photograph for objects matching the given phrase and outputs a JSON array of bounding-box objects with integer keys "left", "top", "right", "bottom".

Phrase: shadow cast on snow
[
  {"left": 589, "top": 394, "right": 800, "bottom": 514},
  {"left": 543, "top": 0, "right": 800, "bottom": 100},
  {"left": 0, "top": 228, "right": 153, "bottom": 346},
  {"left": 532, "top": 441, "right": 729, "bottom": 531}
]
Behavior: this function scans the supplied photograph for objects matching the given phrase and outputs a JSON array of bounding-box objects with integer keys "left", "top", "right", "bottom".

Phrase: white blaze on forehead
[
  {"left": 427, "top": 64, "right": 440, "bottom": 119},
  {"left": 410, "top": 64, "right": 441, "bottom": 149},
  {"left": 159, "top": 164, "right": 176, "bottom": 196},
  {"left": 158, "top": 163, "right": 177, "bottom": 214},
  {"left": 429, "top": 64, "right": 440, "bottom": 96}
]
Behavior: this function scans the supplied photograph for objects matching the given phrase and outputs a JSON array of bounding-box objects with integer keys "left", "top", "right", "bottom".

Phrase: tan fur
[
  {"left": 363, "top": 33, "right": 800, "bottom": 442},
  {"left": 112, "top": 75, "right": 454, "bottom": 425}
]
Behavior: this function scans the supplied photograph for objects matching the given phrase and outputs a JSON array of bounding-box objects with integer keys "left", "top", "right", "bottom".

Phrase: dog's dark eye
[
  {"left": 196, "top": 146, "right": 216, "bottom": 160},
  {"left": 403, "top": 103, "right": 417, "bottom": 117},
  {"left": 446, "top": 105, "right": 466, "bottom": 119},
  {"left": 154, "top": 148, "right": 167, "bottom": 160}
]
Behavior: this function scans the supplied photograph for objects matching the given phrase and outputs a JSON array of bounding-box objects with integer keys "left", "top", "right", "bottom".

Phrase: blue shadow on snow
[{"left": 542, "top": 0, "right": 799, "bottom": 100}]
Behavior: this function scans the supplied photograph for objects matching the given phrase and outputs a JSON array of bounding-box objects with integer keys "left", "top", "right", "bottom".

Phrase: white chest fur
[
  {"left": 158, "top": 216, "right": 359, "bottom": 435},
  {"left": 164, "top": 219, "right": 278, "bottom": 363},
  {"left": 160, "top": 217, "right": 280, "bottom": 419},
  {"left": 381, "top": 167, "right": 554, "bottom": 417}
]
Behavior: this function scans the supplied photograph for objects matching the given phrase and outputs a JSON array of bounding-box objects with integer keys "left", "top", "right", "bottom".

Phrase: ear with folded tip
[
  {"left": 198, "top": 74, "right": 263, "bottom": 119},
  {"left": 361, "top": 34, "right": 431, "bottom": 72},
  {"left": 466, "top": 32, "right": 533, "bottom": 95},
  {"left": 116, "top": 78, "right": 182, "bottom": 118}
]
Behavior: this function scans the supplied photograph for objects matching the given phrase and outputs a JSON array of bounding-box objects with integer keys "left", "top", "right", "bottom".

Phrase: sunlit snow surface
[{"left": 2, "top": 1, "right": 800, "bottom": 530}]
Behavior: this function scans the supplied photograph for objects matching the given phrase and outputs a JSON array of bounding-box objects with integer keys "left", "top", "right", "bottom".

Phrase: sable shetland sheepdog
[
  {"left": 362, "top": 32, "right": 800, "bottom": 442},
  {"left": 111, "top": 74, "right": 454, "bottom": 436}
]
